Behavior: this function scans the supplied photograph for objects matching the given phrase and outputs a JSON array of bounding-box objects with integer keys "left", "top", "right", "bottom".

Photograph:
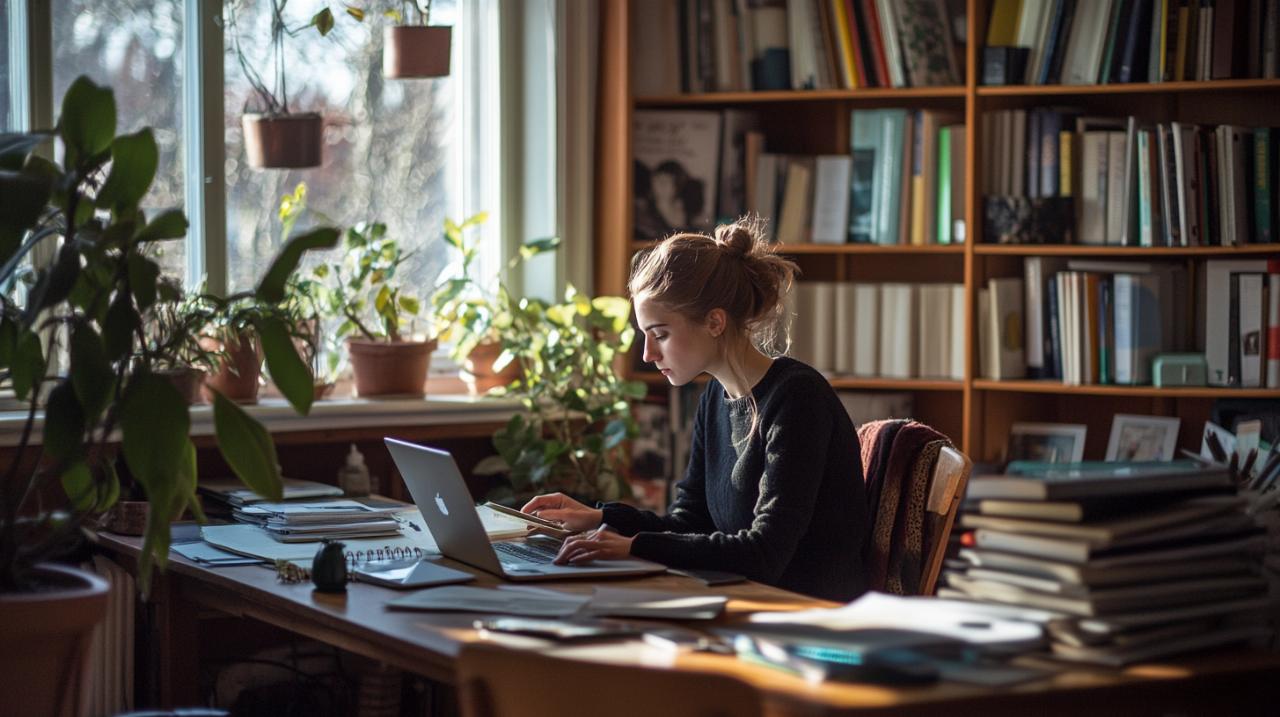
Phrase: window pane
[
  {"left": 1, "top": 0, "right": 10, "bottom": 130},
  {"left": 52, "top": 0, "right": 185, "bottom": 279},
  {"left": 224, "top": 0, "right": 461, "bottom": 311}
]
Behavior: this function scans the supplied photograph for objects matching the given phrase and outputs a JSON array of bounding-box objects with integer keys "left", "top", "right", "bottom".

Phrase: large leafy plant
[
  {"left": 478, "top": 287, "right": 648, "bottom": 503},
  {"left": 0, "top": 77, "right": 337, "bottom": 591}
]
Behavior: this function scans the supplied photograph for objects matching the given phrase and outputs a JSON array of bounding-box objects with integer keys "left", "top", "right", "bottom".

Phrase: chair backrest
[
  {"left": 457, "top": 642, "right": 763, "bottom": 717},
  {"left": 919, "top": 444, "right": 972, "bottom": 595}
]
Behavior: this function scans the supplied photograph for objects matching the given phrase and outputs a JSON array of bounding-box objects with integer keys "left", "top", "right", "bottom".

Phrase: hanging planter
[
  {"left": 242, "top": 113, "right": 323, "bottom": 169},
  {"left": 384, "top": 25, "right": 452, "bottom": 78}
]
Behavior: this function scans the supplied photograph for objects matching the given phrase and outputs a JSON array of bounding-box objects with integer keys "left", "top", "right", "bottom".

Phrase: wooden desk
[{"left": 94, "top": 532, "right": 1280, "bottom": 716}]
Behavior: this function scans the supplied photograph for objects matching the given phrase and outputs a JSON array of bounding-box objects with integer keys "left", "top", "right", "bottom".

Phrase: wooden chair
[
  {"left": 457, "top": 642, "right": 763, "bottom": 717},
  {"left": 920, "top": 444, "right": 972, "bottom": 595}
]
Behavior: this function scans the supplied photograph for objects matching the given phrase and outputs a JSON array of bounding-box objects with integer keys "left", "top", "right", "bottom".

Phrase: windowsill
[{"left": 0, "top": 390, "right": 523, "bottom": 447}]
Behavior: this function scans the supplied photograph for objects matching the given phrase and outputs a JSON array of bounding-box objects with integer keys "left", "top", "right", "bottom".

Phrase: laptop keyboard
[{"left": 493, "top": 540, "right": 560, "bottom": 564}]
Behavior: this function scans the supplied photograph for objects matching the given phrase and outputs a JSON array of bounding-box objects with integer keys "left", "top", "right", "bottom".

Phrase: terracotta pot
[
  {"left": 242, "top": 112, "right": 323, "bottom": 169},
  {"left": 314, "top": 381, "right": 336, "bottom": 400},
  {"left": 0, "top": 563, "right": 110, "bottom": 717},
  {"left": 347, "top": 338, "right": 436, "bottom": 397},
  {"left": 200, "top": 332, "right": 262, "bottom": 404},
  {"left": 159, "top": 366, "right": 205, "bottom": 405},
  {"left": 383, "top": 25, "right": 452, "bottom": 78},
  {"left": 462, "top": 340, "right": 520, "bottom": 395},
  {"left": 103, "top": 500, "right": 149, "bottom": 536}
]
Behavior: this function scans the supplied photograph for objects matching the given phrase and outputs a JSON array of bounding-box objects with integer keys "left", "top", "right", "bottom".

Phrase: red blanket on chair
[{"left": 857, "top": 419, "right": 948, "bottom": 595}]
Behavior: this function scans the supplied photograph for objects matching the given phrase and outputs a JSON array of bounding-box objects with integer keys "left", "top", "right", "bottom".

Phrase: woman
[{"left": 522, "top": 220, "right": 868, "bottom": 601}]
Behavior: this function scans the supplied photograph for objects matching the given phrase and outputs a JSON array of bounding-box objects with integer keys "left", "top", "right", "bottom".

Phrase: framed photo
[
  {"left": 1008, "top": 423, "right": 1088, "bottom": 463},
  {"left": 1106, "top": 414, "right": 1181, "bottom": 462}
]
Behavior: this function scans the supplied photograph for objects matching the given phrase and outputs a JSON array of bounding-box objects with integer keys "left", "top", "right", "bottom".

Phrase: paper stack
[
  {"left": 942, "top": 460, "right": 1272, "bottom": 665},
  {"left": 234, "top": 500, "right": 404, "bottom": 542}
]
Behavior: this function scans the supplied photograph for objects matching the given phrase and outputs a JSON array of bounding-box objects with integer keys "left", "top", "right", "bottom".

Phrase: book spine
[
  {"left": 1099, "top": 275, "right": 1113, "bottom": 384},
  {"left": 1047, "top": 273, "right": 1063, "bottom": 379},
  {"left": 1042, "top": 110, "right": 1064, "bottom": 197},
  {"left": 1257, "top": 128, "right": 1273, "bottom": 243},
  {"left": 937, "top": 126, "right": 952, "bottom": 244},
  {"left": 1229, "top": 272, "right": 1242, "bottom": 386},
  {"left": 1268, "top": 259, "right": 1280, "bottom": 387},
  {"left": 1137, "top": 128, "right": 1154, "bottom": 246}
]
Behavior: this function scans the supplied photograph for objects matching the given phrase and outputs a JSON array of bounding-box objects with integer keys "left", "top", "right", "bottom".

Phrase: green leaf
[
  {"left": 134, "top": 208, "right": 187, "bottom": 243},
  {"left": 344, "top": 5, "right": 365, "bottom": 21},
  {"left": 383, "top": 9, "right": 403, "bottom": 22},
  {"left": 212, "top": 390, "right": 282, "bottom": 501},
  {"left": 127, "top": 254, "right": 161, "bottom": 311},
  {"left": 103, "top": 292, "right": 140, "bottom": 361},
  {"left": 58, "top": 76, "right": 116, "bottom": 168},
  {"left": 96, "top": 128, "right": 157, "bottom": 210},
  {"left": 120, "top": 373, "right": 191, "bottom": 504},
  {"left": 313, "top": 7, "right": 335, "bottom": 35},
  {"left": 519, "top": 235, "right": 561, "bottom": 259},
  {"left": 23, "top": 242, "right": 80, "bottom": 320},
  {"left": 374, "top": 284, "right": 392, "bottom": 313},
  {"left": 10, "top": 329, "right": 45, "bottom": 400},
  {"left": 69, "top": 324, "right": 114, "bottom": 422},
  {"left": 60, "top": 462, "right": 96, "bottom": 511},
  {"left": 256, "top": 226, "right": 340, "bottom": 304},
  {"left": 398, "top": 295, "right": 420, "bottom": 315},
  {"left": 43, "top": 379, "right": 85, "bottom": 462},
  {"left": 257, "top": 316, "right": 313, "bottom": 415},
  {"left": 98, "top": 461, "right": 121, "bottom": 511},
  {"left": 0, "top": 169, "right": 53, "bottom": 264}
]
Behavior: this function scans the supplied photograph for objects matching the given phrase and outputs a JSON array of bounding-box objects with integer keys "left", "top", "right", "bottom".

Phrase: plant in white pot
[
  {"left": 0, "top": 77, "right": 337, "bottom": 715},
  {"left": 226, "top": 0, "right": 356, "bottom": 168}
]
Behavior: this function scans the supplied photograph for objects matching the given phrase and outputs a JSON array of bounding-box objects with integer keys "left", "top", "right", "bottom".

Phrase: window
[
  {"left": 51, "top": 0, "right": 187, "bottom": 278},
  {"left": 223, "top": 0, "right": 496, "bottom": 316},
  {"left": 1, "top": 0, "right": 11, "bottom": 129}
]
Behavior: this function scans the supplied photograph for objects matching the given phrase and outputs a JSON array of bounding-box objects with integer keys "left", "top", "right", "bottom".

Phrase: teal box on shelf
[{"left": 1152, "top": 353, "right": 1208, "bottom": 387}]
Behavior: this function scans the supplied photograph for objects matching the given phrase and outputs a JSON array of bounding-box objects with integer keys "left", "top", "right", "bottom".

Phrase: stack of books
[{"left": 941, "top": 460, "right": 1272, "bottom": 665}]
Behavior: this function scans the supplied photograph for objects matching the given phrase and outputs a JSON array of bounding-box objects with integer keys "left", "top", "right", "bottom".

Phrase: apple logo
[{"left": 434, "top": 492, "right": 449, "bottom": 516}]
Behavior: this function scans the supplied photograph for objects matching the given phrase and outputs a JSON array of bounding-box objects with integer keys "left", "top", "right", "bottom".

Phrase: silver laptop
[{"left": 385, "top": 438, "right": 665, "bottom": 581}]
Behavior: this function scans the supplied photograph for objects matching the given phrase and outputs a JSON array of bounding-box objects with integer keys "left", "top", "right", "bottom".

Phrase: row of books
[
  {"left": 983, "top": 109, "right": 1279, "bottom": 246},
  {"left": 788, "top": 281, "right": 966, "bottom": 379},
  {"left": 987, "top": 257, "right": 1280, "bottom": 387},
  {"left": 983, "top": 0, "right": 1279, "bottom": 86},
  {"left": 942, "top": 460, "right": 1270, "bottom": 665},
  {"left": 632, "top": 0, "right": 965, "bottom": 95}
]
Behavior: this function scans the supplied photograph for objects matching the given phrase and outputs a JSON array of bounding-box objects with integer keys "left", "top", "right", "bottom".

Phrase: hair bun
[{"left": 714, "top": 223, "right": 754, "bottom": 258}]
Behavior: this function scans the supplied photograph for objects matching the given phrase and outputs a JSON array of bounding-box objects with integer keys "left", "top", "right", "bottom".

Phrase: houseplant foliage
[
  {"left": 0, "top": 76, "right": 337, "bottom": 591},
  {"left": 477, "top": 286, "right": 648, "bottom": 504}
]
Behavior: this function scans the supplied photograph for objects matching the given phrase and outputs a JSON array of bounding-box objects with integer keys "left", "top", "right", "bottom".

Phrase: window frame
[{"left": 10, "top": 0, "right": 518, "bottom": 301}]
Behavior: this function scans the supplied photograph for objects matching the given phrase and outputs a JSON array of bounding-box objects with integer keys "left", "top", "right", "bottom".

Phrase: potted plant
[
  {"left": 474, "top": 286, "right": 648, "bottom": 505},
  {"left": 380, "top": 0, "right": 453, "bottom": 78},
  {"left": 0, "top": 77, "right": 336, "bottom": 715},
  {"left": 318, "top": 221, "right": 435, "bottom": 397},
  {"left": 430, "top": 215, "right": 561, "bottom": 395},
  {"left": 226, "top": 0, "right": 353, "bottom": 168},
  {"left": 143, "top": 284, "right": 222, "bottom": 405}
]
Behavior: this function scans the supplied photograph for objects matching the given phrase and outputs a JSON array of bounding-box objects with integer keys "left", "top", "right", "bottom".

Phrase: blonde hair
[{"left": 628, "top": 217, "right": 799, "bottom": 437}]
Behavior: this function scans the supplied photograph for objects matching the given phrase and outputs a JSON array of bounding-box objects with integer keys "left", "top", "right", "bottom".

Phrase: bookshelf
[{"left": 594, "top": 0, "right": 1280, "bottom": 463}]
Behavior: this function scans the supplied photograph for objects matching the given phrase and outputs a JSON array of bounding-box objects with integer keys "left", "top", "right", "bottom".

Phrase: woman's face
[{"left": 634, "top": 296, "right": 719, "bottom": 386}]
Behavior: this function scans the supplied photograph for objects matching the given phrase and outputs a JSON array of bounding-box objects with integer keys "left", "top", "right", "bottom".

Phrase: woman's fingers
[{"left": 520, "top": 494, "right": 561, "bottom": 514}]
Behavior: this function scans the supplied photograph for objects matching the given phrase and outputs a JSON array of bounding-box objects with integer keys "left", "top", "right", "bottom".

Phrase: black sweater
[{"left": 602, "top": 358, "right": 868, "bottom": 602}]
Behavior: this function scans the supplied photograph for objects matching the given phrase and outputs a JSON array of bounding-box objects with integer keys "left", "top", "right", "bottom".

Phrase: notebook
[{"left": 384, "top": 437, "right": 666, "bottom": 581}]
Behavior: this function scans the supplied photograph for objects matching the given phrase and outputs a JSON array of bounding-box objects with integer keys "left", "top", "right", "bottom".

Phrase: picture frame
[
  {"left": 1106, "top": 414, "right": 1181, "bottom": 462},
  {"left": 1007, "top": 423, "right": 1088, "bottom": 463}
]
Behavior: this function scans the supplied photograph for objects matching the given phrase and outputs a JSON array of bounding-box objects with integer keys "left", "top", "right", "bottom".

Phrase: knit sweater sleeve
[
  {"left": 627, "top": 378, "right": 835, "bottom": 584},
  {"left": 598, "top": 389, "right": 716, "bottom": 536}
]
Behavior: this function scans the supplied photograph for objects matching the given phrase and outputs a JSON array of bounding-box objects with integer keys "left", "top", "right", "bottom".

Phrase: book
[
  {"left": 959, "top": 494, "right": 1244, "bottom": 546},
  {"left": 895, "top": 0, "right": 961, "bottom": 86},
  {"left": 1049, "top": 623, "right": 1269, "bottom": 666},
  {"left": 716, "top": 109, "right": 760, "bottom": 222},
  {"left": 944, "top": 571, "right": 1265, "bottom": 616},
  {"left": 986, "top": 277, "right": 1025, "bottom": 379},
  {"left": 967, "top": 461, "right": 1232, "bottom": 501},
  {"left": 972, "top": 511, "right": 1258, "bottom": 563},
  {"left": 811, "top": 155, "right": 853, "bottom": 243},
  {"left": 632, "top": 110, "right": 723, "bottom": 240},
  {"left": 958, "top": 546, "right": 1260, "bottom": 586}
]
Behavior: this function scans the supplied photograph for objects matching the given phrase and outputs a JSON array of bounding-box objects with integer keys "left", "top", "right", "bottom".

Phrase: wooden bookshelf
[{"left": 595, "top": 0, "right": 1280, "bottom": 462}]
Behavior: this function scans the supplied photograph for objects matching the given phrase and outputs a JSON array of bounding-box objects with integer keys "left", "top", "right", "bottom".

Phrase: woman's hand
[
  {"left": 520, "top": 493, "right": 604, "bottom": 533},
  {"left": 554, "top": 525, "right": 634, "bottom": 565}
]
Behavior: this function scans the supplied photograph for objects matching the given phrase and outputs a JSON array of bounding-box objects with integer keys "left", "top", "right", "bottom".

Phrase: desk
[{"left": 94, "top": 532, "right": 1280, "bottom": 716}]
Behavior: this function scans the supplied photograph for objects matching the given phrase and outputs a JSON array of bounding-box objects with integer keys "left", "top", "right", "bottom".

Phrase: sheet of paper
[
  {"left": 171, "top": 541, "right": 263, "bottom": 565},
  {"left": 386, "top": 585, "right": 589, "bottom": 617},
  {"left": 747, "top": 592, "right": 1045, "bottom": 648},
  {"left": 584, "top": 587, "right": 728, "bottom": 620},
  {"left": 201, "top": 523, "right": 440, "bottom": 563}
]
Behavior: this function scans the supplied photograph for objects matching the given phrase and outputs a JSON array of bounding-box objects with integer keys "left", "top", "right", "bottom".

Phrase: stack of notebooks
[
  {"left": 232, "top": 500, "right": 404, "bottom": 542},
  {"left": 941, "top": 460, "right": 1272, "bottom": 666}
]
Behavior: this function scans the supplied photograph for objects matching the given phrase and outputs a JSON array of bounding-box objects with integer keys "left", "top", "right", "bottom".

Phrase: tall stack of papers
[
  {"left": 943, "top": 461, "right": 1271, "bottom": 665},
  {"left": 199, "top": 476, "right": 345, "bottom": 506},
  {"left": 234, "top": 500, "right": 404, "bottom": 542}
]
